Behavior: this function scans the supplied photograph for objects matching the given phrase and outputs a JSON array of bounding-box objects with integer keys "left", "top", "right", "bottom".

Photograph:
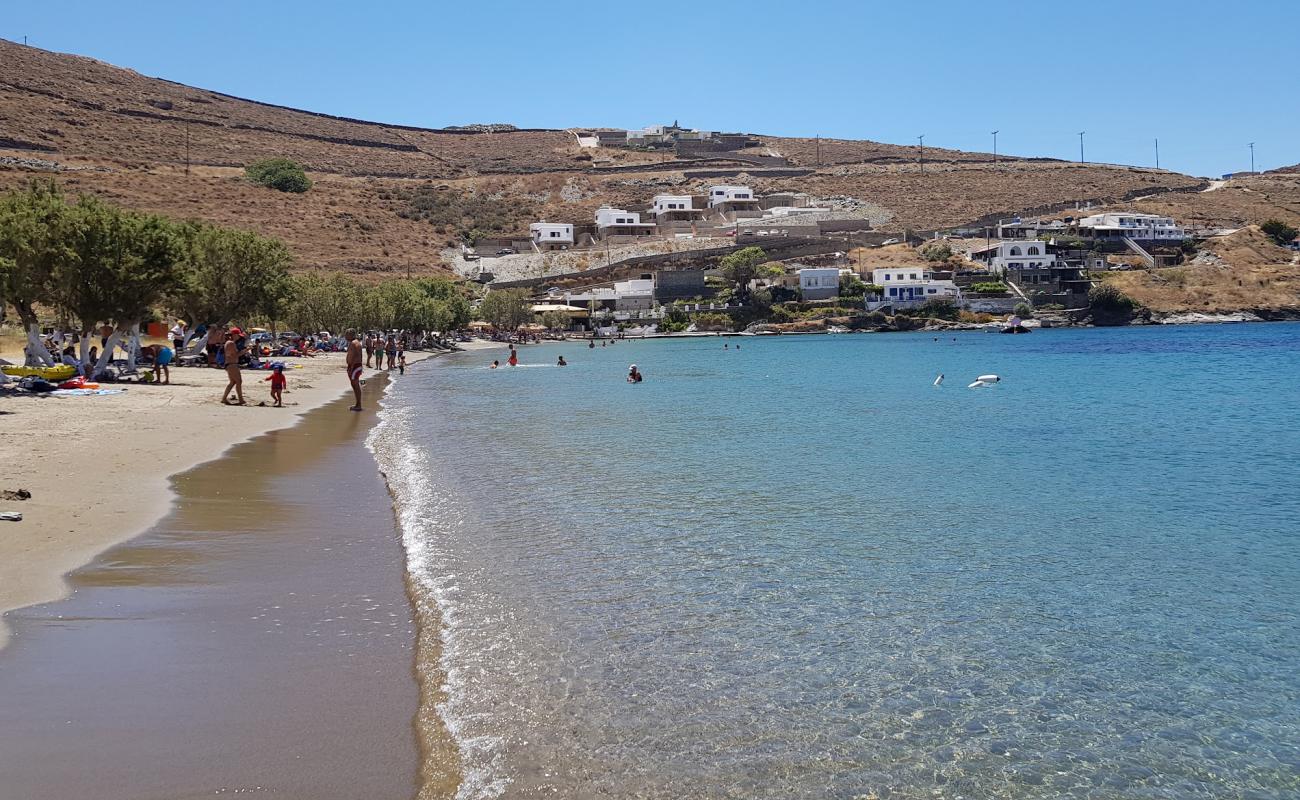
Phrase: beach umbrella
[
  {"left": 249, "top": 327, "right": 268, "bottom": 333},
  {"left": 469, "top": 320, "right": 492, "bottom": 329}
]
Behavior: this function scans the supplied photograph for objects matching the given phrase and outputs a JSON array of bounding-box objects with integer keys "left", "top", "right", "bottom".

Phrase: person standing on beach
[
  {"left": 346, "top": 330, "right": 364, "bottom": 411},
  {"left": 385, "top": 335, "right": 397, "bottom": 370},
  {"left": 170, "top": 319, "right": 187, "bottom": 356},
  {"left": 206, "top": 325, "right": 225, "bottom": 368},
  {"left": 264, "top": 364, "right": 287, "bottom": 407},
  {"left": 221, "top": 332, "right": 248, "bottom": 405}
]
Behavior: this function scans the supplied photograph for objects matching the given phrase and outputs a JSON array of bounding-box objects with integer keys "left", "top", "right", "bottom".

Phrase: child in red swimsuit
[{"left": 264, "top": 364, "right": 287, "bottom": 407}]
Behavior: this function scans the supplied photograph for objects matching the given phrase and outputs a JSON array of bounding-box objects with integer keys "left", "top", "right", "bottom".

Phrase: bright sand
[
  {"left": 0, "top": 379, "right": 425, "bottom": 799},
  {"left": 0, "top": 340, "right": 499, "bottom": 647}
]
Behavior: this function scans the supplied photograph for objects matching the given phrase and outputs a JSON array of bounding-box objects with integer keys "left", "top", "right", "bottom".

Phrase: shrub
[
  {"left": 1088, "top": 283, "right": 1140, "bottom": 325},
  {"left": 692, "top": 312, "right": 733, "bottom": 332},
  {"left": 915, "top": 298, "right": 959, "bottom": 320},
  {"left": 1013, "top": 302, "right": 1034, "bottom": 318},
  {"left": 1260, "top": 219, "right": 1299, "bottom": 247},
  {"left": 918, "top": 242, "right": 952, "bottom": 262},
  {"left": 245, "top": 158, "right": 311, "bottom": 193},
  {"left": 972, "top": 281, "right": 1009, "bottom": 294}
]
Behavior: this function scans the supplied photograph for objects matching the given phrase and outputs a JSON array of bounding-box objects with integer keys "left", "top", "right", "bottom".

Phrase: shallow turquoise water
[{"left": 370, "top": 325, "right": 1300, "bottom": 799}]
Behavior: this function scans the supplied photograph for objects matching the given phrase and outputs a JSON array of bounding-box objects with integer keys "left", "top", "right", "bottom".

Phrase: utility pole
[
  {"left": 918, "top": 134, "right": 925, "bottom": 174},
  {"left": 184, "top": 120, "right": 190, "bottom": 175},
  {"left": 1249, "top": 142, "right": 1255, "bottom": 174},
  {"left": 815, "top": 134, "right": 821, "bottom": 167},
  {"left": 991, "top": 130, "right": 999, "bottom": 168},
  {"left": 1154, "top": 137, "right": 1159, "bottom": 170},
  {"left": 1078, "top": 131, "right": 1086, "bottom": 164}
]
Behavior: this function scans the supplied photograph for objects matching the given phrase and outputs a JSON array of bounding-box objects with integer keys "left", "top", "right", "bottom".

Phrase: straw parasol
[{"left": 468, "top": 320, "right": 492, "bottom": 329}]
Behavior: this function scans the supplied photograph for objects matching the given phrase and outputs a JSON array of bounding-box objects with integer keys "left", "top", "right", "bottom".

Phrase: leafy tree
[
  {"left": 1088, "top": 283, "right": 1140, "bottom": 325},
  {"left": 282, "top": 273, "right": 363, "bottom": 335},
  {"left": 170, "top": 222, "right": 292, "bottom": 345},
  {"left": 839, "top": 273, "right": 868, "bottom": 298},
  {"left": 245, "top": 158, "right": 312, "bottom": 193},
  {"left": 1013, "top": 302, "right": 1035, "bottom": 318},
  {"left": 479, "top": 288, "right": 532, "bottom": 331},
  {"left": 53, "top": 196, "right": 184, "bottom": 374},
  {"left": 541, "top": 310, "right": 569, "bottom": 331},
  {"left": 1260, "top": 219, "right": 1299, "bottom": 247},
  {"left": 716, "top": 246, "right": 769, "bottom": 299},
  {"left": 0, "top": 180, "right": 69, "bottom": 365}
]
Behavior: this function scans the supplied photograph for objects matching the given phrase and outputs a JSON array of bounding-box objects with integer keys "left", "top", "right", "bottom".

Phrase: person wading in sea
[{"left": 346, "top": 330, "right": 364, "bottom": 411}]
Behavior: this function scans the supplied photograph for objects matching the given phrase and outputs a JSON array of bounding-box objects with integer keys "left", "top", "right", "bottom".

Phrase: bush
[
  {"left": 1260, "top": 219, "right": 1299, "bottom": 247},
  {"left": 1013, "top": 302, "right": 1034, "bottom": 318},
  {"left": 915, "top": 298, "right": 959, "bottom": 320},
  {"left": 692, "top": 312, "right": 733, "bottom": 332},
  {"left": 918, "top": 242, "right": 952, "bottom": 262},
  {"left": 245, "top": 158, "right": 312, "bottom": 193},
  {"left": 1088, "top": 283, "right": 1140, "bottom": 325},
  {"left": 972, "top": 281, "right": 1008, "bottom": 294}
]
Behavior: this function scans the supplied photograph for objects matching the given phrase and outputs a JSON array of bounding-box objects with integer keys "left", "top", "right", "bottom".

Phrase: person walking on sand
[
  {"left": 221, "top": 331, "right": 249, "bottom": 405},
  {"left": 264, "top": 364, "right": 287, "bottom": 407},
  {"left": 365, "top": 334, "right": 375, "bottom": 368},
  {"left": 346, "top": 330, "right": 364, "bottom": 411}
]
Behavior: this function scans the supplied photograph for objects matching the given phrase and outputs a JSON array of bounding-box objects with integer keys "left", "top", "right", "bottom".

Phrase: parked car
[
  {"left": 881, "top": 238, "right": 900, "bottom": 245},
  {"left": 496, "top": 248, "right": 516, "bottom": 255}
]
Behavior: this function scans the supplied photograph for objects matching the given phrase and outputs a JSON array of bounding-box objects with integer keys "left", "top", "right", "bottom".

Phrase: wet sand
[{"left": 0, "top": 379, "right": 427, "bottom": 799}]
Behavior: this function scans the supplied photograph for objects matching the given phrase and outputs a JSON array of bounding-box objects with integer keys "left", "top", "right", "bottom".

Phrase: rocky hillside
[{"left": 3, "top": 38, "right": 1297, "bottom": 286}]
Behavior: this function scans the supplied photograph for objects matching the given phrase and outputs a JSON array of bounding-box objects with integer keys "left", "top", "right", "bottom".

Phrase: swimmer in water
[
  {"left": 490, "top": 360, "right": 499, "bottom": 369},
  {"left": 557, "top": 355, "right": 567, "bottom": 366},
  {"left": 627, "top": 364, "right": 643, "bottom": 383}
]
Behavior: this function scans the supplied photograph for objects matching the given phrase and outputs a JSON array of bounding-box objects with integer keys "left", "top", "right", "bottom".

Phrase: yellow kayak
[{"left": 2, "top": 364, "right": 78, "bottom": 380}]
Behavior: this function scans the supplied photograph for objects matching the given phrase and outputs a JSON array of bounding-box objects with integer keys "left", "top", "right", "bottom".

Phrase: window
[
  {"left": 1010, "top": 246, "right": 1022, "bottom": 256},
  {"left": 889, "top": 287, "right": 898, "bottom": 297},
  {"left": 884, "top": 273, "right": 891, "bottom": 281},
  {"left": 1027, "top": 246, "right": 1040, "bottom": 255},
  {"left": 909, "top": 273, "right": 918, "bottom": 280},
  {"left": 550, "top": 231, "right": 561, "bottom": 238},
  {"left": 927, "top": 288, "right": 937, "bottom": 294}
]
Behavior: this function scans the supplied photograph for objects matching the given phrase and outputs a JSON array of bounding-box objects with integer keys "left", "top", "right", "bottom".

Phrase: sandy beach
[{"left": 0, "top": 340, "right": 499, "bottom": 647}]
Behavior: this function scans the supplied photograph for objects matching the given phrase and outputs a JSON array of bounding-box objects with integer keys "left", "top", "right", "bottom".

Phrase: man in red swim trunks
[{"left": 346, "top": 329, "right": 364, "bottom": 411}]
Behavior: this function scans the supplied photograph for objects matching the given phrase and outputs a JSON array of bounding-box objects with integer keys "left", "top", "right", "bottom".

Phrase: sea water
[{"left": 368, "top": 325, "right": 1300, "bottom": 799}]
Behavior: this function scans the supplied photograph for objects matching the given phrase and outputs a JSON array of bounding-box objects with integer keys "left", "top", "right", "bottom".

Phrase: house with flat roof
[
  {"left": 870, "top": 268, "right": 961, "bottom": 307},
  {"left": 651, "top": 194, "right": 703, "bottom": 221},
  {"left": 798, "top": 268, "right": 841, "bottom": 301},
  {"left": 595, "top": 207, "right": 656, "bottom": 239},
  {"left": 1077, "top": 213, "right": 1185, "bottom": 241},
  {"left": 529, "top": 222, "right": 574, "bottom": 250},
  {"left": 707, "top": 185, "right": 760, "bottom": 212}
]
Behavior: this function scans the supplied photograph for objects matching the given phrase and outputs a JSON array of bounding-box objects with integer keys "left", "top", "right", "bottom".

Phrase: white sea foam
[{"left": 367, "top": 383, "right": 511, "bottom": 800}]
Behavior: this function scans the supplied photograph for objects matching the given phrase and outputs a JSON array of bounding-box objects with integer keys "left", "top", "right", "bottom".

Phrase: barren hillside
[{"left": 3, "top": 38, "right": 1297, "bottom": 284}]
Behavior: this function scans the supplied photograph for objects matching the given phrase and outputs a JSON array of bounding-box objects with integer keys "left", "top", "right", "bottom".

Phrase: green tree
[
  {"left": 541, "top": 310, "right": 569, "bottom": 331},
  {"left": 479, "top": 288, "right": 532, "bottom": 331},
  {"left": 0, "top": 180, "right": 69, "bottom": 365},
  {"left": 1088, "top": 283, "right": 1140, "bottom": 325},
  {"left": 245, "top": 158, "right": 312, "bottom": 193},
  {"left": 170, "top": 222, "right": 293, "bottom": 343},
  {"left": 716, "top": 246, "right": 769, "bottom": 299},
  {"left": 1013, "top": 302, "right": 1035, "bottom": 318},
  {"left": 1260, "top": 219, "right": 1299, "bottom": 247},
  {"left": 282, "top": 273, "right": 364, "bottom": 335},
  {"left": 915, "top": 298, "right": 958, "bottom": 320},
  {"left": 53, "top": 196, "right": 184, "bottom": 374},
  {"left": 839, "top": 273, "right": 868, "bottom": 298}
]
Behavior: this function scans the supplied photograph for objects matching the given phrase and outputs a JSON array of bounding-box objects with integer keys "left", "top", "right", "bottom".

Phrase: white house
[
  {"left": 530, "top": 222, "right": 574, "bottom": 250},
  {"left": 707, "top": 185, "right": 759, "bottom": 209},
  {"left": 1078, "top": 213, "right": 1185, "bottom": 241},
  {"left": 613, "top": 278, "right": 655, "bottom": 311},
  {"left": 870, "top": 268, "right": 960, "bottom": 307},
  {"left": 973, "top": 241, "right": 1062, "bottom": 275},
  {"left": 798, "top": 268, "right": 841, "bottom": 301},
  {"left": 652, "top": 194, "right": 700, "bottom": 217},
  {"left": 595, "top": 207, "right": 656, "bottom": 238}
]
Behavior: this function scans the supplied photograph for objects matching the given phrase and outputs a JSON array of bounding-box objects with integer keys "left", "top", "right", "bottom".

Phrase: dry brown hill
[
  {"left": 3, "top": 38, "right": 1296, "bottom": 283},
  {"left": 1103, "top": 226, "right": 1300, "bottom": 314}
]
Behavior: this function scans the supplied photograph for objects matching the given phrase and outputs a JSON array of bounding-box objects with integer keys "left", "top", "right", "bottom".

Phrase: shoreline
[
  {"left": 0, "top": 379, "right": 426, "bottom": 798},
  {"left": 0, "top": 341, "right": 501, "bottom": 648}
]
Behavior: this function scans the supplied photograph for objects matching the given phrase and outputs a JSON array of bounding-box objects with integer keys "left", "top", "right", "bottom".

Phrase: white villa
[
  {"left": 798, "top": 268, "right": 841, "bottom": 301},
  {"left": 595, "top": 207, "right": 655, "bottom": 238},
  {"left": 870, "top": 268, "right": 961, "bottom": 306},
  {"left": 979, "top": 241, "right": 1063, "bottom": 275},
  {"left": 1078, "top": 213, "right": 1185, "bottom": 241},
  {"left": 707, "top": 185, "right": 759, "bottom": 210},
  {"left": 612, "top": 278, "right": 655, "bottom": 311},
  {"left": 529, "top": 222, "right": 574, "bottom": 250},
  {"left": 651, "top": 194, "right": 702, "bottom": 219}
]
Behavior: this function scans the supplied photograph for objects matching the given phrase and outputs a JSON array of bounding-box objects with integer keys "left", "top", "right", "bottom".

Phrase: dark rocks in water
[{"left": 1, "top": 489, "right": 32, "bottom": 501}]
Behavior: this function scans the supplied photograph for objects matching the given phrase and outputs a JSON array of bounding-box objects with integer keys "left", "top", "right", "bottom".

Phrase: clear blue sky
[{"left": 7, "top": 1, "right": 1297, "bottom": 176}]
